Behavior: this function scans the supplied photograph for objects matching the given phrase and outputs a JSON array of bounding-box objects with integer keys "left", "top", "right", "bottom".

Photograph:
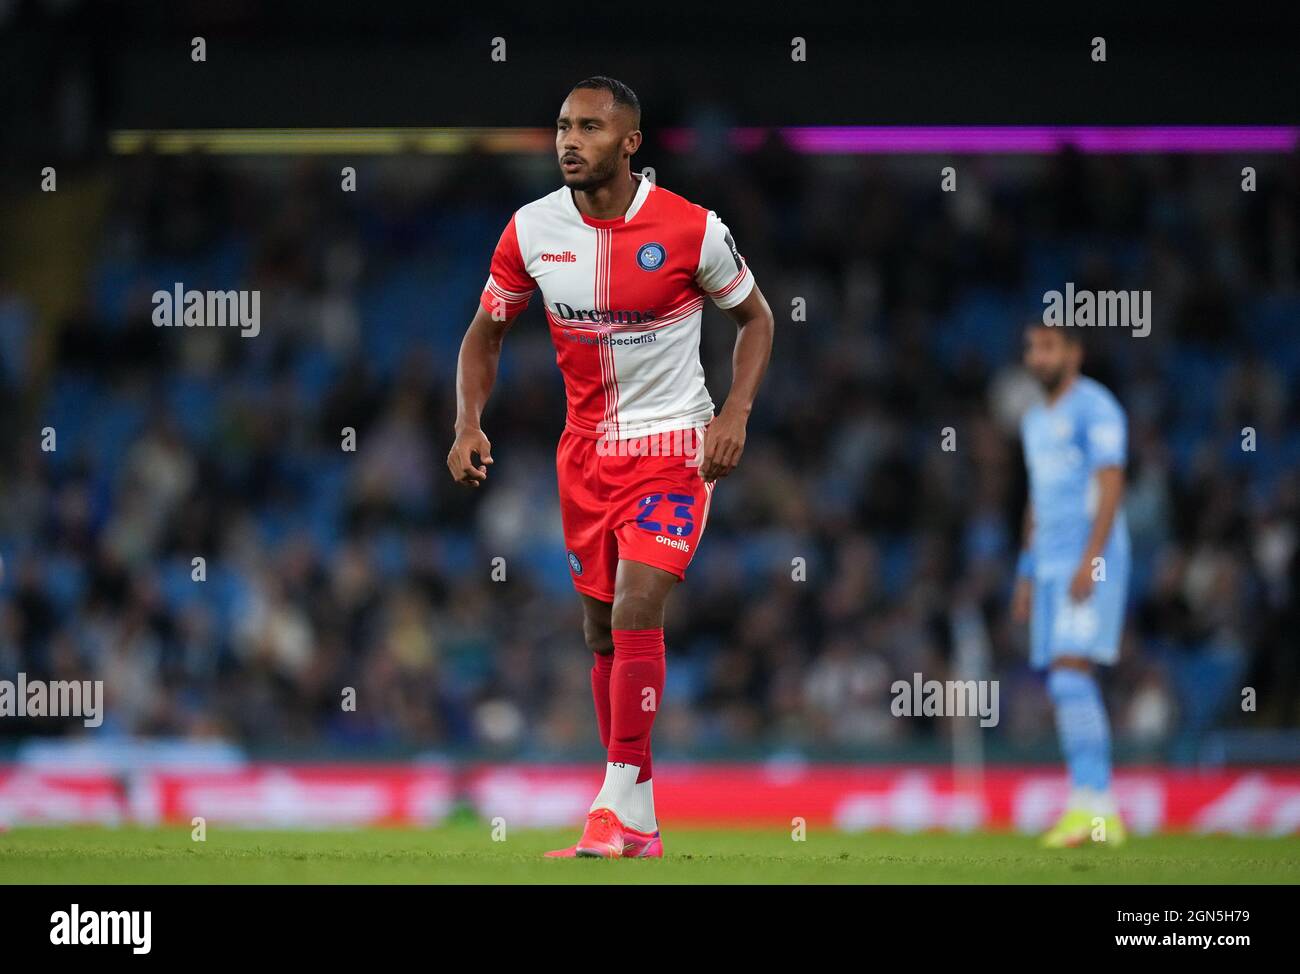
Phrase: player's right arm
[
  {"left": 448, "top": 215, "right": 536, "bottom": 487},
  {"left": 448, "top": 304, "right": 511, "bottom": 487}
]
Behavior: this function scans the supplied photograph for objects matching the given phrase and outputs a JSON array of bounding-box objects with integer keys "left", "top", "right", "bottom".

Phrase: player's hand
[
  {"left": 447, "top": 428, "right": 493, "bottom": 487},
  {"left": 1068, "top": 560, "right": 1095, "bottom": 602},
  {"left": 1011, "top": 577, "right": 1033, "bottom": 623},
  {"left": 698, "top": 409, "right": 746, "bottom": 483}
]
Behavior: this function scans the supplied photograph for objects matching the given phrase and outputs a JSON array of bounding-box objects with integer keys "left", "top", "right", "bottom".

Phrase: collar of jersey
[{"left": 569, "top": 174, "right": 653, "bottom": 228}]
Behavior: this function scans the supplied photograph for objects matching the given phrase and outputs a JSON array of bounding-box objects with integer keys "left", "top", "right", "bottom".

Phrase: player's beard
[
  {"left": 564, "top": 152, "right": 621, "bottom": 192},
  {"left": 1036, "top": 366, "right": 1068, "bottom": 394}
]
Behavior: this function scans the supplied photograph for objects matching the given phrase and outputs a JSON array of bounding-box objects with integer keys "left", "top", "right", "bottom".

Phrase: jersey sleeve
[
  {"left": 695, "top": 210, "right": 754, "bottom": 310},
  {"left": 1084, "top": 392, "right": 1127, "bottom": 470},
  {"left": 479, "top": 214, "right": 536, "bottom": 320}
]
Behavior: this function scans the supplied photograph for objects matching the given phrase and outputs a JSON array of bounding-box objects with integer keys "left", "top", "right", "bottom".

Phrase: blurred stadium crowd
[{"left": 0, "top": 142, "right": 1297, "bottom": 760}]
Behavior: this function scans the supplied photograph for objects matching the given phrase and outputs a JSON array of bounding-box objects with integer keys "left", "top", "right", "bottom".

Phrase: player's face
[
  {"left": 555, "top": 89, "right": 638, "bottom": 191},
  {"left": 1023, "top": 326, "right": 1080, "bottom": 392}
]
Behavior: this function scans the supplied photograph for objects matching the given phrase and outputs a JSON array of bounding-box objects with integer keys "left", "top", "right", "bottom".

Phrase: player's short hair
[{"left": 571, "top": 76, "right": 641, "bottom": 127}]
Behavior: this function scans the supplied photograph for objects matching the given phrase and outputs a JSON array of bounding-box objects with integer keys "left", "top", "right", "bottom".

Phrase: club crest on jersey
[
  {"left": 567, "top": 550, "right": 583, "bottom": 575},
  {"left": 636, "top": 242, "right": 667, "bottom": 271}
]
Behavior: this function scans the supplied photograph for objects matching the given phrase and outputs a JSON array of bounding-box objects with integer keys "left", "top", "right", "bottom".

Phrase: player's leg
[
  {"left": 572, "top": 440, "right": 709, "bottom": 857},
  {"left": 582, "top": 582, "right": 661, "bottom": 855},
  {"left": 546, "top": 594, "right": 620, "bottom": 859},
  {"left": 1039, "top": 575, "right": 1127, "bottom": 847},
  {"left": 581, "top": 593, "right": 663, "bottom": 854},
  {"left": 582, "top": 560, "right": 675, "bottom": 856},
  {"left": 582, "top": 593, "right": 615, "bottom": 751},
  {"left": 1042, "top": 656, "right": 1123, "bottom": 846},
  {"left": 555, "top": 428, "right": 622, "bottom": 754},
  {"left": 546, "top": 432, "right": 627, "bottom": 858}
]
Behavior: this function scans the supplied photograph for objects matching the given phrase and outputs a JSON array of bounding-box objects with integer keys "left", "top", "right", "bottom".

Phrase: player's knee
[
  {"left": 611, "top": 589, "right": 665, "bottom": 630},
  {"left": 583, "top": 616, "right": 614, "bottom": 656},
  {"left": 1047, "top": 664, "right": 1093, "bottom": 701}
]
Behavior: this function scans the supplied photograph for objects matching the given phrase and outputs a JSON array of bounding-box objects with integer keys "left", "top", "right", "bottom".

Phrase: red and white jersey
[{"left": 479, "top": 175, "right": 754, "bottom": 440}]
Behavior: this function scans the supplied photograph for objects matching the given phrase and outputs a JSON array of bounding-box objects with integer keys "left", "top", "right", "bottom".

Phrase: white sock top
[{"left": 590, "top": 761, "right": 641, "bottom": 824}]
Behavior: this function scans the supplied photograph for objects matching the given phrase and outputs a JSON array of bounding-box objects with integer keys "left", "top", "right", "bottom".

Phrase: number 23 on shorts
[{"left": 635, "top": 493, "right": 696, "bottom": 538}]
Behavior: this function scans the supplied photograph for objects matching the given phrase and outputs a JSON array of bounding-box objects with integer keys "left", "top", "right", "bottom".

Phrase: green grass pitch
[{"left": 3, "top": 825, "right": 1297, "bottom": 883}]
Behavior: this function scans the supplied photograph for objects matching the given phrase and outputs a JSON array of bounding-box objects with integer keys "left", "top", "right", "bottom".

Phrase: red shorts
[{"left": 556, "top": 426, "right": 715, "bottom": 602}]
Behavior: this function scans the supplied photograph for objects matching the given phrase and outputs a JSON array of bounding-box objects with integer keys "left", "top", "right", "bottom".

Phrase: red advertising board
[{"left": 3, "top": 763, "right": 1298, "bottom": 834}]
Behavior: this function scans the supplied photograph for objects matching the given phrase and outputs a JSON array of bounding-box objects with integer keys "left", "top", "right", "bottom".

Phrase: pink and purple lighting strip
[{"left": 661, "top": 126, "right": 1300, "bottom": 155}]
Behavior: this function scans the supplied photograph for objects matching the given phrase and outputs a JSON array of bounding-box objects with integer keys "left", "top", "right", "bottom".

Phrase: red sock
[
  {"left": 637, "top": 744, "right": 653, "bottom": 784},
  {"left": 590, "top": 653, "right": 613, "bottom": 749},
  {"left": 594, "top": 650, "right": 653, "bottom": 781},
  {"left": 608, "top": 628, "right": 665, "bottom": 768}
]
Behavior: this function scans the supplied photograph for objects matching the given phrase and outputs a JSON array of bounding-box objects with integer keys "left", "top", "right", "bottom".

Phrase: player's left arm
[
  {"left": 1070, "top": 395, "right": 1128, "bottom": 601},
  {"left": 699, "top": 285, "right": 774, "bottom": 482},
  {"left": 1071, "top": 465, "right": 1125, "bottom": 600}
]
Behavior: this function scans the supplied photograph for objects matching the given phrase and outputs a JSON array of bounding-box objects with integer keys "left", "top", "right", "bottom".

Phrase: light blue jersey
[{"left": 1021, "top": 375, "right": 1130, "bottom": 667}]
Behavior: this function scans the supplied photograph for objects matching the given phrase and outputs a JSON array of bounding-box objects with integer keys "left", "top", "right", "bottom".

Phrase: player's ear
[{"left": 624, "top": 129, "right": 642, "bottom": 157}]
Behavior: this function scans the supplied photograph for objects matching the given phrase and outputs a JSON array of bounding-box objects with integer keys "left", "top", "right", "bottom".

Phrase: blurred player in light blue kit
[{"left": 1013, "top": 322, "right": 1130, "bottom": 847}]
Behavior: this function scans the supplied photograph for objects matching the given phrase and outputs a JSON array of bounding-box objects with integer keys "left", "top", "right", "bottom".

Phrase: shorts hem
[
  {"left": 1031, "top": 651, "right": 1119, "bottom": 670},
  {"left": 617, "top": 553, "right": 688, "bottom": 582},
  {"left": 570, "top": 579, "right": 614, "bottom": 602}
]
